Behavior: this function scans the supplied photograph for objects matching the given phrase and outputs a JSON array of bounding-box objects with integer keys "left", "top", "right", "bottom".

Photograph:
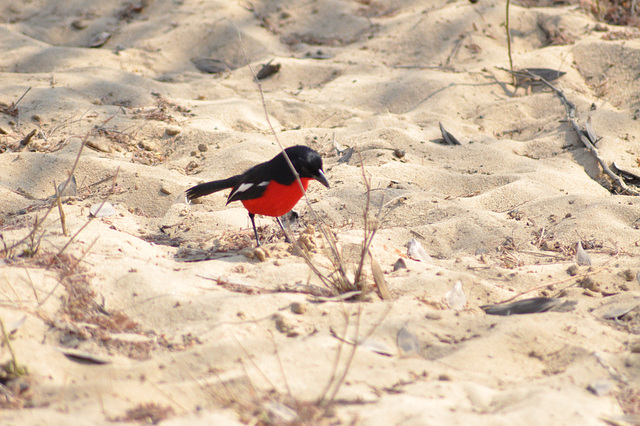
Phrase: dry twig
[
  {"left": 56, "top": 168, "right": 119, "bottom": 258},
  {"left": 54, "top": 181, "right": 68, "bottom": 236},
  {"left": 501, "top": 67, "right": 639, "bottom": 196},
  {"left": 505, "top": 0, "right": 515, "bottom": 85}
]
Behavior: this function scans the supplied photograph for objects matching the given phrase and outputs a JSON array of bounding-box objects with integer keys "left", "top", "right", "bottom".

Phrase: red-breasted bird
[{"left": 186, "top": 145, "right": 330, "bottom": 246}]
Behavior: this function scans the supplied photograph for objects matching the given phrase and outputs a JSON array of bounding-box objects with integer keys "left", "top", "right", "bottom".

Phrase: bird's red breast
[{"left": 241, "top": 178, "right": 311, "bottom": 217}]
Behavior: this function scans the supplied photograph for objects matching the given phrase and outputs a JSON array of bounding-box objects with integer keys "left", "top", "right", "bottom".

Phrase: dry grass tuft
[
  {"left": 617, "top": 386, "right": 640, "bottom": 416},
  {"left": 111, "top": 402, "right": 175, "bottom": 424}
]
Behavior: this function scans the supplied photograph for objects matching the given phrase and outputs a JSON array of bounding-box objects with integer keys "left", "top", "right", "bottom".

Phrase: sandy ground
[{"left": 2, "top": 0, "right": 640, "bottom": 424}]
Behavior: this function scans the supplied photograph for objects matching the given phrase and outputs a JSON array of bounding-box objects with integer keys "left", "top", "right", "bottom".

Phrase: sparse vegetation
[{"left": 112, "top": 402, "right": 174, "bottom": 425}]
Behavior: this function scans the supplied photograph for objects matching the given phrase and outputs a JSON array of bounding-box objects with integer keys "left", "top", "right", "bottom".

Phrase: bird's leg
[
  {"left": 249, "top": 213, "right": 261, "bottom": 246},
  {"left": 276, "top": 217, "right": 291, "bottom": 243}
]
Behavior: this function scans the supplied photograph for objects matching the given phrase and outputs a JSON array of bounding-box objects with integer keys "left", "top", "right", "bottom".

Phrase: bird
[{"left": 185, "top": 145, "right": 330, "bottom": 246}]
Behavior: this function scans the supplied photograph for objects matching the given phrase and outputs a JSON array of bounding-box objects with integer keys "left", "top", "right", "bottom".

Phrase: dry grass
[
  {"left": 111, "top": 402, "right": 175, "bottom": 424},
  {"left": 212, "top": 383, "right": 327, "bottom": 425},
  {"left": 0, "top": 316, "right": 30, "bottom": 409},
  {"left": 617, "top": 386, "right": 640, "bottom": 416}
]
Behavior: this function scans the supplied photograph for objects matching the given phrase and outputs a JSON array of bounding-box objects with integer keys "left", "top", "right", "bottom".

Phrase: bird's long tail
[{"left": 185, "top": 176, "right": 240, "bottom": 200}]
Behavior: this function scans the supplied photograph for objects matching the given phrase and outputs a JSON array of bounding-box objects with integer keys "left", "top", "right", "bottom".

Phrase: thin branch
[
  {"left": 324, "top": 305, "right": 362, "bottom": 404},
  {"left": 318, "top": 309, "right": 350, "bottom": 404},
  {"left": 505, "top": 0, "right": 515, "bottom": 85},
  {"left": 319, "top": 301, "right": 393, "bottom": 406},
  {"left": 352, "top": 165, "right": 379, "bottom": 296},
  {"left": 230, "top": 328, "right": 277, "bottom": 391},
  {"left": 445, "top": 35, "right": 465, "bottom": 66},
  {"left": 13, "top": 86, "right": 32, "bottom": 108},
  {"left": 54, "top": 181, "right": 68, "bottom": 236},
  {"left": 502, "top": 67, "right": 640, "bottom": 196},
  {"left": 268, "top": 329, "right": 292, "bottom": 400},
  {"left": 56, "top": 168, "right": 119, "bottom": 257}
]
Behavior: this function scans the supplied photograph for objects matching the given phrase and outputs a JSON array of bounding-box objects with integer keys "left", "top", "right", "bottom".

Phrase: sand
[{"left": 1, "top": 0, "right": 640, "bottom": 424}]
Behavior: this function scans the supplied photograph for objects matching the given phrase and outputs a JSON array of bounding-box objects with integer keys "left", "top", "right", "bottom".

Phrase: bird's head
[{"left": 285, "top": 145, "right": 330, "bottom": 188}]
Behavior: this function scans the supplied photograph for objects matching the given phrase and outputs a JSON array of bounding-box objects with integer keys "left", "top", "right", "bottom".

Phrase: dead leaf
[{"left": 370, "top": 250, "right": 393, "bottom": 300}]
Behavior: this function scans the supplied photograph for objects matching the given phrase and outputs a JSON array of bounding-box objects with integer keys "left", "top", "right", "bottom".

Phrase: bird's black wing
[{"left": 226, "top": 163, "right": 274, "bottom": 203}]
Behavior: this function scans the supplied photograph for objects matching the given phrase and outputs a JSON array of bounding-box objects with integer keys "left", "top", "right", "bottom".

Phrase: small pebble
[
  {"left": 425, "top": 312, "right": 441, "bottom": 320},
  {"left": 90, "top": 202, "right": 116, "bottom": 217},
  {"left": 579, "top": 277, "right": 599, "bottom": 292},
  {"left": 165, "top": 125, "right": 182, "bottom": 136},
  {"left": 582, "top": 289, "right": 600, "bottom": 297},
  {"left": 160, "top": 186, "right": 172, "bottom": 195},
  {"left": 240, "top": 248, "right": 254, "bottom": 260},
  {"left": 594, "top": 23, "right": 609, "bottom": 32},
  {"left": 290, "top": 302, "right": 306, "bottom": 315},
  {"left": 623, "top": 269, "right": 634, "bottom": 281},
  {"left": 273, "top": 314, "right": 297, "bottom": 336},
  {"left": 89, "top": 31, "right": 111, "bottom": 48},
  {"left": 253, "top": 247, "right": 266, "bottom": 262},
  {"left": 566, "top": 264, "right": 579, "bottom": 276},
  {"left": 71, "top": 19, "right": 88, "bottom": 30},
  {"left": 296, "top": 234, "right": 316, "bottom": 252},
  {"left": 140, "top": 140, "right": 159, "bottom": 151},
  {"left": 87, "top": 139, "right": 112, "bottom": 153},
  {"left": 393, "top": 148, "right": 405, "bottom": 158},
  {"left": 198, "top": 143, "right": 208, "bottom": 152}
]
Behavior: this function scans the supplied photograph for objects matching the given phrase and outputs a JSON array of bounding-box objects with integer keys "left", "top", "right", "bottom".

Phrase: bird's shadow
[{"left": 144, "top": 223, "right": 292, "bottom": 263}]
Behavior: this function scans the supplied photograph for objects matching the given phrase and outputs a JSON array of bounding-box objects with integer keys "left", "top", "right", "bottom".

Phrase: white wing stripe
[
  {"left": 257, "top": 181, "right": 270, "bottom": 187},
  {"left": 236, "top": 183, "right": 254, "bottom": 193}
]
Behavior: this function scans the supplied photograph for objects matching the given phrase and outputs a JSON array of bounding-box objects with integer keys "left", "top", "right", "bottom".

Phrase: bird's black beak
[{"left": 315, "top": 169, "right": 330, "bottom": 188}]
